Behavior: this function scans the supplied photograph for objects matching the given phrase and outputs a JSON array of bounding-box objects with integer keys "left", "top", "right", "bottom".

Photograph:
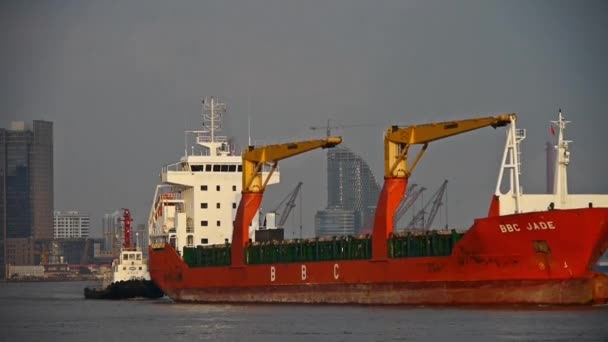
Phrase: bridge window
[
  {"left": 213, "top": 165, "right": 221, "bottom": 172},
  {"left": 238, "top": 165, "right": 243, "bottom": 172},
  {"left": 221, "top": 164, "right": 229, "bottom": 172},
  {"left": 205, "top": 164, "right": 212, "bottom": 172},
  {"left": 191, "top": 165, "right": 205, "bottom": 172},
  {"left": 229, "top": 165, "right": 236, "bottom": 172}
]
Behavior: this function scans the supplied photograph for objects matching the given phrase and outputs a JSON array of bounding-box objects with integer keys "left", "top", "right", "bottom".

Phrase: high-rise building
[
  {"left": 102, "top": 210, "right": 122, "bottom": 253},
  {"left": 1, "top": 121, "right": 53, "bottom": 278},
  {"left": 54, "top": 211, "right": 90, "bottom": 238},
  {"left": 315, "top": 146, "right": 380, "bottom": 237}
]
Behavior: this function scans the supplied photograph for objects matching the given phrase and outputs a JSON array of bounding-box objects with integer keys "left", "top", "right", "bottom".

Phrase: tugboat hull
[{"left": 84, "top": 279, "right": 163, "bottom": 300}]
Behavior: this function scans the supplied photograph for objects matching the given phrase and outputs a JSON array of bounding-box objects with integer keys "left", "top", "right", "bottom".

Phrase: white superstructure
[
  {"left": 147, "top": 97, "right": 279, "bottom": 255},
  {"left": 104, "top": 247, "right": 150, "bottom": 287},
  {"left": 494, "top": 110, "right": 608, "bottom": 215}
]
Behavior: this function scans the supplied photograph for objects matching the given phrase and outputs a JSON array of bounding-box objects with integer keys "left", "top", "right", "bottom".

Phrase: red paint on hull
[
  {"left": 162, "top": 275, "right": 608, "bottom": 305},
  {"left": 149, "top": 208, "right": 608, "bottom": 305}
]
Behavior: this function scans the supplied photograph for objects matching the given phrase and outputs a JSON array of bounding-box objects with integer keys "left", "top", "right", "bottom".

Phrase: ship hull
[
  {"left": 84, "top": 279, "right": 164, "bottom": 300},
  {"left": 163, "top": 275, "right": 608, "bottom": 305},
  {"left": 149, "top": 208, "right": 608, "bottom": 305}
]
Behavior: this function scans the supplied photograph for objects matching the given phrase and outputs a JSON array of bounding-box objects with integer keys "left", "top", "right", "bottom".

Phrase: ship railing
[{"left": 197, "top": 135, "right": 229, "bottom": 144}]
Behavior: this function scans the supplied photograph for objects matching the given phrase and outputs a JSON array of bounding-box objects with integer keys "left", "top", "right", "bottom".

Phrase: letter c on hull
[{"left": 333, "top": 264, "right": 339, "bottom": 280}]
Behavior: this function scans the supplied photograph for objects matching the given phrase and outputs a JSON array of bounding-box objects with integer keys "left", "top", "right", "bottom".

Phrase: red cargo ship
[{"left": 148, "top": 111, "right": 608, "bottom": 305}]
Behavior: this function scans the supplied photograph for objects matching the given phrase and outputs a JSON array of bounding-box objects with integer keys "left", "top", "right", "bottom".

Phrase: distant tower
[{"left": 315, "top": 146, "right": 380, "bottom": 236}]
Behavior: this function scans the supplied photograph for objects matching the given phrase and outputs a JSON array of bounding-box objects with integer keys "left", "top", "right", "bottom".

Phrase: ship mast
[
  {"left": 200, "top": 96, "right": 229, "bottom": 157},
  {"left": 121, "top": 208, "right": 133, "bottom": 249},
  {"left": 182, "top": 97, "right": 231, "bottom": 158},
  {"left": 552, "top": 110, "right": 571, "bottom": 205}
]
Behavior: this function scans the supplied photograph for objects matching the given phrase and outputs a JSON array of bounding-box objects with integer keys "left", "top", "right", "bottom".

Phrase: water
[{"left": 1, "top": 281, "right": 608, "bottom": 342}]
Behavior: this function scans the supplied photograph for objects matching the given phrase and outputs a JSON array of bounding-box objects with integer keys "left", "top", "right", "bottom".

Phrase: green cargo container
[
  {"left": 183, "top": 244, "right": 231, "bottom": 267},
  {"left": 245, "top": 236, "right": 372, "bottom": 265},
  {"left": 388, "top": 230, "right": 464, "bottom": 258}
]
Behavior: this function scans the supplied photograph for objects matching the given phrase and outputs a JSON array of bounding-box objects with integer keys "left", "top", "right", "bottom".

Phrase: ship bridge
[{"left": 148, "top": 97, "right": 279, "bottom": 255}]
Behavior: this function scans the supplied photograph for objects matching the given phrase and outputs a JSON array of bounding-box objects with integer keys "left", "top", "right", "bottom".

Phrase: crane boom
[
  {"left": 233, "top": 137, "right": 342, "bottom": 267},
  {"left": 384, "top": 114, "right": 515, "bottom": 178},
  {"left": 372, "top": 113, "right": 514, "bottom": 260},
  {"left": 424, "top": 180, "right": 448, "bottom": 230},
  {"left": 274, "top": 182, "right": 303, "bottom": 228},
  {"left": 405, "top": 180, "right": 448, "bottom": 230},
  {"left": 394, "top": 185, "right": 426, "bottom": 227},
  {"left": 243, "top": 137, "right": 341, "bottom": 193}
]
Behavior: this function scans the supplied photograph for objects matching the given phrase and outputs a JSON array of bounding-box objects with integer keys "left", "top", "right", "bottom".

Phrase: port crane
[
  {"left": 232, "top": 137, "right": 342, "bottom": 266},
  {"left": 372, "top": 114, "right": 515, "bottom": 260},
  {"left": 266, "top": 182, "right": 303, "bottom": 229},
  {"left": 393, "top": 184, "right": 426, "bottom": 229},
  {"left": 405, "top": 180, "right": 448, "bottom": 230}
]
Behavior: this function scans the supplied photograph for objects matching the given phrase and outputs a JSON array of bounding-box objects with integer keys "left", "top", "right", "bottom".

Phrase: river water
[{"left": 1, "top": 280, "right": 607, "bottom": 342}]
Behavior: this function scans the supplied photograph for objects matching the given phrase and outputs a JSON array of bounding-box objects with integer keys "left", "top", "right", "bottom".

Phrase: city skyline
[{"left": 1, "top": 1, "right": 607, "bottom": 239}]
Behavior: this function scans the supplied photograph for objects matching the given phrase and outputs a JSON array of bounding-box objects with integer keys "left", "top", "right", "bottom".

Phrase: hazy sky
[{"left": 2, "top": 0, "right": 607, "bottom": 238}]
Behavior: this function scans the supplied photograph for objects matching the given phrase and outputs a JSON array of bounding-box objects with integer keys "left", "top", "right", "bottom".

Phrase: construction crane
[
  {"left": 233, "top": 137, "right": 342, "bottom": 266},
  {"left": 371, "top": 113, "right": 515, "bottom": 260},
  {"left": 310, "top": 119, "right": 382, "bottom": 137},
  {"left": 405, "top": 180, "right": 448, "bottom": 230},
  {"left": 394, "top": 184, "right": 426, "bottom": 229},
  {"left": 266, "top": 182, "right": 303, "bottom": 229}
]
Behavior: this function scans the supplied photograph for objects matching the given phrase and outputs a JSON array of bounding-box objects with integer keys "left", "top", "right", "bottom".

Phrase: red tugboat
[{"left": 148, "top": 112, "right": 608, "bottom": 305}]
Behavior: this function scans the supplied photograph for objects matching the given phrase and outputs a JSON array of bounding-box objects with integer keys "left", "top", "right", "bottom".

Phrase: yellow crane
[
  {"left": 372, "top": 114, "right": 516, "bottom": 260},
  {"left": 384, "top": 114, "right": 514, "bottom": 178},
  {"left": 232, "top": 137, "right": 342, "bottom": 266},
  {"left": 242, "top": 137, "right": 342, "bottom": 193}
]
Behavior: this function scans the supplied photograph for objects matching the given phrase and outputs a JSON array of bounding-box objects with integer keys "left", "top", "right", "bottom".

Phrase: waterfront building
[
  {"left": 1, "top": 121, "right": 53, "bottom": 278},
  {"left": 315, "top": 146, "right": 380, "bottom": 237},
  {"left": 54, "top": 211, "right": 91, "bottom": 239}
]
